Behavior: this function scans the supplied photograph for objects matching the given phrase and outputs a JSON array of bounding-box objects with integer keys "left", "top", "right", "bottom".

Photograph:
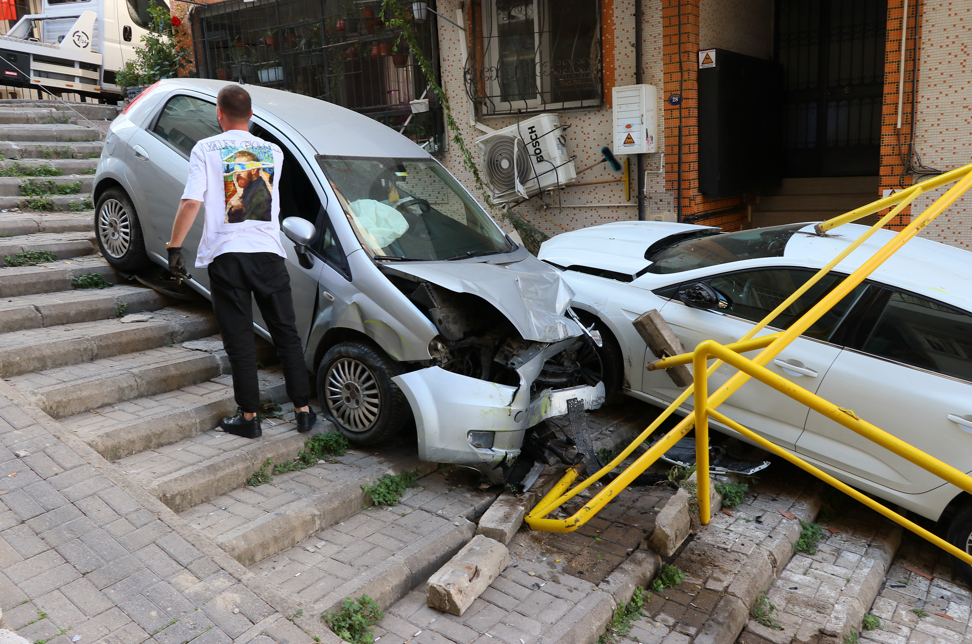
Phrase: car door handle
[
  {"left": 133, "top": 145, "right": 149, "bottom": 161},
  {"left": 773, "top": 359, "right": 818, "bottom": 378},
  {"left": 948, "top": 415, "right": 972, "bottom": 433}
]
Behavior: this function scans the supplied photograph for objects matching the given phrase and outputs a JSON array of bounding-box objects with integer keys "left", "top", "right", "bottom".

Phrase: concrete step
[
  {"left": 7, "top": 339, "right": 227, "bottom": 418},
  {"left": 757, "top": 193, "right": 877, "bottom": 213},
  {"left": 0, "top": 140, "right": 102, "bottom": 160},
  {"left": 247, "top": 468, "right": 497, "bottom": 613},
  {"left": 187, "top": 439, "right": 440, "bottom": 567},
  {"left": 776, "top": 176, "right": 881, "bottom": 196},
  {"left": 0, "top": 175, "right": 94, "bottom": 196},
  {"left": 0, "top": 158, "right": 99, "bottom": 174},
  {"left": 0, "top": 254, "right": 118, "bottom": 297},
  {"left": 0, "top": 124, "right": 102, "bottom": 142},
  {"left": 62, "top": 367, "right": 289, "bottom": 462},
  {"left": 0, "top": 283, "right": 170, "bottom": 334},
  {"left": 751, "top": 212, "right": 881, "bottom": 228},
  {"left": 0, "top": 100, "right": 121, "bottom": 123},
  {"left": 6, "top": 194, "right": 92, "bottom": 211},
  {"left": 114, "top": 402, "right": 338, "bottom": 514},
  {"left": 0, "top": 230, "right": 95, "bottom": 262},
  {"left": 0, "top": 211, "right": 91, "bottom": 235},
  {"left": 0, "top": 305, "right": 217, "bottom": 377}
]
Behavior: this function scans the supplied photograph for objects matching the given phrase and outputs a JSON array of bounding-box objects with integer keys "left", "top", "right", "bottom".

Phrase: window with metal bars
[{"left": 465, "top": 0, "right": 602, "bottom": 116}]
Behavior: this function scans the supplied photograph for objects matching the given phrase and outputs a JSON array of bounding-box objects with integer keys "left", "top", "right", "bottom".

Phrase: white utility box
[{"left": 612, "top": 84, "right": 658, "bottom": 155}]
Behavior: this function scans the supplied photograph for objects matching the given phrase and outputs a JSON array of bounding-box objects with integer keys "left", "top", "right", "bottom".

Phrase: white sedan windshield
[{"left": 319, "top": 156, "right": 513, "bottom": 261}]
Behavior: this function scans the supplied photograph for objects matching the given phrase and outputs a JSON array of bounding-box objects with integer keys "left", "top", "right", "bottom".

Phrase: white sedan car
[{"left": 539, "top": 221, "right": 972, "bottom": 583}]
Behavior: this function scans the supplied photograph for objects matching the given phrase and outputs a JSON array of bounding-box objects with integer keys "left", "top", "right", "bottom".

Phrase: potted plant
[
  {"left": 228, "top": 45, "right": 255, "bottom": 81},
  {"left": 392, "top": 49, "right": 408, "bottom": 67},
  {"left": 264, "top": 29, "right": 279, "bottom": 49},
  {"left": 378, "top": 42, "right": 392, "bottom": 57}
]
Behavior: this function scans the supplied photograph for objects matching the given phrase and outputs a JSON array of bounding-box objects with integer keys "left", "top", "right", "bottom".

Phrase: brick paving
[
  {"left": 863, "top": 530, "right": 972, "bottom": 644},
  {"left": 0, "top": 384, "right": 323, "bottom": 644}
]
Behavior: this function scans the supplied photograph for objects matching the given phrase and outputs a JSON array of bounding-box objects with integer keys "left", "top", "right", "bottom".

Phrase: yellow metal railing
[{"left": 525, "top": 162, "right": 972, "bottom": 564}]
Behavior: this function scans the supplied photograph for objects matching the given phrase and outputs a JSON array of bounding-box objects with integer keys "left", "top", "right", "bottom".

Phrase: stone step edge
[
  {"left": 0, "top": 259, "right": 117, "bottom": 298},
  {"left": 77, "top": 376, "right": 288, "bottom": 461},
  {"left": 219, "top": 458, "right": 440, "bottom": 567},
  {"left": 0, "top": 286, "right": 168, "bottom": 336},
  {"left": 0, "top": 309, "right": 217, "bottom": 378},
  {"left": 148, "top": 418, "right": 338, "bottom": 513}
]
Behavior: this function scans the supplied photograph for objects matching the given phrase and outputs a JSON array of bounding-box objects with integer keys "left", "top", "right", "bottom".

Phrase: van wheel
[
  {"left": 946, "top": 501, "right": 972, "bottom": 587},
  {"left": 317, "top": 341, "right": 408, "bottom": 445},
  {"left": 95, "top": 187, "right": 150, "bottom": 271}
]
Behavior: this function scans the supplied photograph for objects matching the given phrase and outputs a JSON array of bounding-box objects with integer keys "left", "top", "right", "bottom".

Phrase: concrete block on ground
[
  {"left": 648, "top": 486, "right": 692, "bottom": 557},
  {"left": 476, "top": 492, "right": 528, "bottom": 544},
  {"left": 599, "top": 549, "right": 660, "bottom": 605},
  {"left": 426, "top": 534, "right": 510, "bottom": 616}
]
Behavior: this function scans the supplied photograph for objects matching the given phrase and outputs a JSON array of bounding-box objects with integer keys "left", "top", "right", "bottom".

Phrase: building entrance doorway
[{"left": 775, "top": 0, "right": 887, "bottom": 177}]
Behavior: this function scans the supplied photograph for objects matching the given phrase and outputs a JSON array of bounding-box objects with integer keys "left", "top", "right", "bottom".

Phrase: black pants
[{"left": 208, "top": 252, "right": 311, "bottom": 413}]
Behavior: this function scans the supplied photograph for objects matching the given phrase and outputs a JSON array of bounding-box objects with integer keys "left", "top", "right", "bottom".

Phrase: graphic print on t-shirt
[{"left": 222, "top": 145, "right": 275, "bottom": 224}]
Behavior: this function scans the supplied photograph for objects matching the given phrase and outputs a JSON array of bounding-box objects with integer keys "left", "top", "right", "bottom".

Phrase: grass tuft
[
  {"left": 322, "top": 595, "right": 383, "bottom": 644},
  {"left": 715, "top": 481, "right": 749, "bottom": 509},
  {"left": 751, "top": 591, "right": 783, "bottom": 630},
  {"left": 794, "top": 521, "right": 825, "bottom": 555},
  {"left": 362, "top": 470, "right": 419, "bottom": 507},
  {"left": 598, "top": 587, "right": 647, "bottom": 644},
  {"left": 6, "top": 249, "right": 55, "bottom": 266},
  {"left": 72, "top": 273, "right": 113, "bottom": 289},
  {"left": 650, "top": 563, "right": 685, "bottom": 592}
]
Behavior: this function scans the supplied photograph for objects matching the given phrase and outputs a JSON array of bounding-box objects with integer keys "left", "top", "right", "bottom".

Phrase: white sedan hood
[
  {"left": 539, "top": 221, "right": 716, "bottom": 277},
  {"left": 384, "top": 254, "right": 583, "bottom": 343}
]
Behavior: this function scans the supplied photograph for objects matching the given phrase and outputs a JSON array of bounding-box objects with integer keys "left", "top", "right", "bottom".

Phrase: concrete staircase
[
  {"left": 0, "top": 100, "right": 503, "bottom": 642},
  {"left": 0, "top": 101, "right": 118, "bottom": 213},
  {"left": 750, "top": 177, "right": 881, "bottom": 228}
]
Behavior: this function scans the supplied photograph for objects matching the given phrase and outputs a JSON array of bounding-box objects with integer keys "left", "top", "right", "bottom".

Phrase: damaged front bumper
[{"left": 392, "top": 339, "right": 605, "bottom": 481}]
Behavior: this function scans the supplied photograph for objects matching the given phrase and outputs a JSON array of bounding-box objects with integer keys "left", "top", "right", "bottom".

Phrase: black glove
[{"left": 167, "top": 246, "right": 190, "bottom": 280}]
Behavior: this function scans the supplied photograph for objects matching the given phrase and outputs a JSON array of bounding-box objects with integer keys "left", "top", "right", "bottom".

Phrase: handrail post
[{"left": 694, "top": 348, "right": 711, "bottom": 525}]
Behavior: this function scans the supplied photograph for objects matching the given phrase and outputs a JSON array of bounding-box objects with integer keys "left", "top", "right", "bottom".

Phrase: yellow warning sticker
[
  {"left": 699, "top": 49, "right": 716, "bottom": 69},
  {"left": 622, "top": 133, "right": 635, "bottom": 146}
]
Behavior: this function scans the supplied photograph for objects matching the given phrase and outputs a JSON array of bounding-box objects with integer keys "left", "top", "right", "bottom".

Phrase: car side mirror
[
  {"left": 678, "top": 282, "right": 725, "bottom": 310},
  {"left": 282, "top": 217, "right": 316, "bottom": 270}
]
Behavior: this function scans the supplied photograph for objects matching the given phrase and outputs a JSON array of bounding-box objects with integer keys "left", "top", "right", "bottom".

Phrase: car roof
[
  {"left": 789, "top": 223, "right": 972, "bottom": 312},
  {"left": 157, "top": 79, "right": 430, "bottom": 160}
]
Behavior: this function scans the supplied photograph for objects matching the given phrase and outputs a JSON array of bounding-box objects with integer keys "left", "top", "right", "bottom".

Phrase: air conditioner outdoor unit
[{"left": 476, "top": 113, "right": 576, "bottom": 204}]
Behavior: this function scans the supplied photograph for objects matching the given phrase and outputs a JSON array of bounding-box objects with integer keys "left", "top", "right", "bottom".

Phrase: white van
[{"left": 0, "top": 0, "right": 165, "bottom": 97}]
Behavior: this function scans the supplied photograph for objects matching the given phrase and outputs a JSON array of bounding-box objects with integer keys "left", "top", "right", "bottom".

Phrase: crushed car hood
[
  {"left": 383, "top": 254, "right": 582, "bottom": 343},
  {"left": 539, "top": 221, "right": 716, "bottom": 278}
]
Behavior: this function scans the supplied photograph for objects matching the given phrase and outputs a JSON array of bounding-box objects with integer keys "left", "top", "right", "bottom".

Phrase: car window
[
  {"left": 706, "top": 268, "right": 866, "bottom": 341},
  {"left": 152, "top": 96, "right": 220, "bottom": 158},
  {"left": 646, "top": 224, "right": 805, "bottom": 274},
  {"left": 127, "top": 0, "right": 167, "bottom": 30},
  {"left": 861, "top": 291, "right": 972, "bottom": 382}
]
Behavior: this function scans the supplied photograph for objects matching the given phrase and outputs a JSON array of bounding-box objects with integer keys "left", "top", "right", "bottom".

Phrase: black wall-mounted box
[{"left": 698, "top": 48, "right": 784, "bottom": 199}]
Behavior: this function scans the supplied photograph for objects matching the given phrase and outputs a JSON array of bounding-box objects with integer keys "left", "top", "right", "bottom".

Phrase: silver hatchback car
[{"left": 94, "top": 79, "right": 604, "bottom": 482}]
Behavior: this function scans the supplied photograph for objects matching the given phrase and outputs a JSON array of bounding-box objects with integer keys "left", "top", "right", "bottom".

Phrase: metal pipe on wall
[
  {"left": 896, "top": 0, "right": 909, "bottom": 129},
  {"left": 635, "top": 0, "right": 645, "bottom": 220}
]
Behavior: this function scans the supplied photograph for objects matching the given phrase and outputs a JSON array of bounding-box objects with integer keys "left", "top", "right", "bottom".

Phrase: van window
[
  {"left": 151, "top": 95, "right": 219, "bottom": 158},
  {"left": 127, "top": 0, "right": 167, "bottom": 30}
]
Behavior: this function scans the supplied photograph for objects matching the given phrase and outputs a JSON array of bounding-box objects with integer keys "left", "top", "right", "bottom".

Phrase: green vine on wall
[
  {"left": 379, "top": 0, "right": 550, "bottom": 254},
  {"left": 116, "top": 5, "right": 193, "bottom": 89}
]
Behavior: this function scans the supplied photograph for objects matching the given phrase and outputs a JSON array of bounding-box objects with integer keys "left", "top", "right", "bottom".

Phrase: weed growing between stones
[
  {"left": 650, "top": 563, "right": 685, "bottom": 592},
  {"left": 598, "top": 587, "right": 647, "bottom": 644},
  {"left": 362, "top": 470, "right": 419, "bottom": 507},
  {"left": 715, "top": 481, "right": 749, "bottom": 509},
  {"left": 82, "top": 168, "right": 96, "bottom": 174},
  {"left": 69, "top": 197, "right": 94, "bottom": 211},
  {"left": 0, "top": 164, "right": 62, "bottom": 177},
  {"left": 22, "top": 195, "right": 56, "bottom": 211},
  {"left": 19, "top": 179, "right": 82, "bottom": 196},
  {"left": 862, "top": 613, "right": 881, "bottom": 630},
  {"left": 750, "top": 591, "right": 783, "bottom": 630},
  {"left": 257, "top": 401, "right": 283, "bottom": 421},
  {"left": 114, "top": 302, "right": 128, "bottom": 318},
  {"left": 667, "top": 464, "right": 695, "bottom": 485},
  {"left": 248, "top": 458, "right": 273, "bottom": 486},
  {"left": 72, "top": 273, "right": 113, "bottom": 289},
  {"left": 246, "top": 430, "right": 350, "bottom": 485},
  {"left": 911, "top": 607, "right": 928, "bottom": 618},
  {"left": 844, "top": 629, "right": 860, "bottom": 643},
  {"left": 323, "top": 595, "right": 383, "bottom": 644},
  {"left": 5, "top": 249, "right": 55, "bottom": 266},
  {"left": 794, "top": 520, "right": 825, "bottom": 555}
]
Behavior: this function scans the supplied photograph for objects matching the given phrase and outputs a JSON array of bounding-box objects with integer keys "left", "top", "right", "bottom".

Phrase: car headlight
[{"left": 468, "top": 431, "right": 495, "bottom": 449}]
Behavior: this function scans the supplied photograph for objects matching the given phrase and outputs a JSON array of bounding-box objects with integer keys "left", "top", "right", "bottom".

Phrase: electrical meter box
[{"left": 613, "top": 85, "right": 658, "bottom": 155}]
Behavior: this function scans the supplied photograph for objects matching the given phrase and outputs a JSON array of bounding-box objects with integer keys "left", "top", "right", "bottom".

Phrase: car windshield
[
  {"left": 646, "top": 224, "right": 805, "bottom": 274},
  {"left": 319, "top": 156, "right": 514, "bottom": 261}
]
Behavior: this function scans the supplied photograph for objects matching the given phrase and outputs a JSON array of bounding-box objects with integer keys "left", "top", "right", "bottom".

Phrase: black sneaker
[
  {"left": 296, "top": 409, "right": 317, "bottom": 433},
  {"left": 220, "top": 412, "right": 262, "bottom": 439}
]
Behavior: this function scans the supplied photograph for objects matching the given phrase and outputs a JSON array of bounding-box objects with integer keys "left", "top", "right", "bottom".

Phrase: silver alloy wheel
[
  {"left": 325, "top": 357, "right": 381, "bottom": 432},
  {"left": 98, "top": 198, "right": 132, "bottom": 259}
]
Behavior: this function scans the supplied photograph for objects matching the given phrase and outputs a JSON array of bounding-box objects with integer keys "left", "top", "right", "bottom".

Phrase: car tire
[
  {"left": 575, "top": 311, "right": 625, "bottom": 402},
  {"left": 946, "top": 501, "right": 972, "bottom": 587},
  {"left": 317, "top": 341, "right": 409, "bottom": 445},
  {"left": 95, "top": 187, "right": 151, "bottom": 272}
]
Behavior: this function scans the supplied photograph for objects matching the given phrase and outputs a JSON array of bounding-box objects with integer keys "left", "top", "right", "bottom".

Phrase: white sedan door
[
  {"left": 798, "top": 287, "right": 972, "bottom": 495},
  {"left": 649, "top": 267, "right": 865, "bottom": 449}
]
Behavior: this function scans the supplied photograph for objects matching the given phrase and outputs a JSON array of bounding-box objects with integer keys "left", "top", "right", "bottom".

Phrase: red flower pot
[
  {"left": 393, "top": 52, "right": 408, "bottom": 67},
  {"left": 335, "top": 19, "right": 346, "bottom": 32},
  {"left": 378, "top": 43, "right": 391, "bottom": 57}
]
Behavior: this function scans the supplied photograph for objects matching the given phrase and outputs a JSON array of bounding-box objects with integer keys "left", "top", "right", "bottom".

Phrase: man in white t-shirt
[{"left": 166, "top": 84, "right": 316, "bottom": 439}]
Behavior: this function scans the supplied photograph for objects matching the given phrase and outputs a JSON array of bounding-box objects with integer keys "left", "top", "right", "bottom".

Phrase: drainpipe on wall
[{"left": 635, "top": 0, "right": 644, "bottom": 220}]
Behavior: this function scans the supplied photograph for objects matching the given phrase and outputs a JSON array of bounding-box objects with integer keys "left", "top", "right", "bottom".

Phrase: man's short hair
[{"left": 217, "top": 85, "right": 251, "bottom": 122}]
